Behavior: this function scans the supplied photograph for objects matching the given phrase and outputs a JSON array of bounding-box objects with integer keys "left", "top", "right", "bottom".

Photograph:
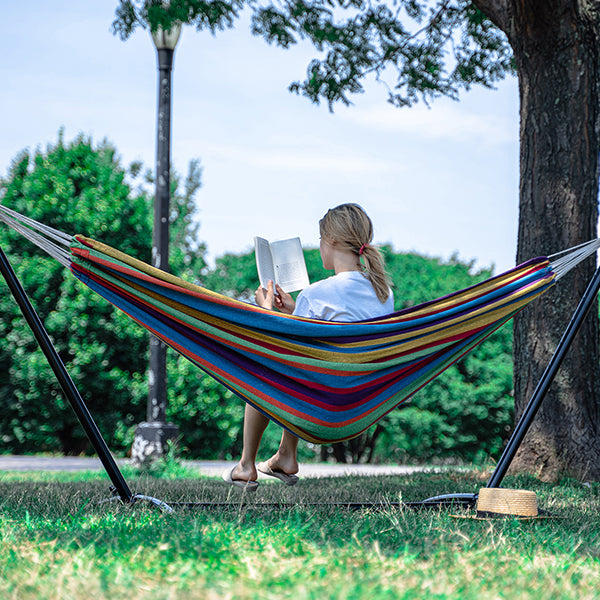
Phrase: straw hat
[{"left": 453, "top": 488, "right": 548, "bottom": 520}]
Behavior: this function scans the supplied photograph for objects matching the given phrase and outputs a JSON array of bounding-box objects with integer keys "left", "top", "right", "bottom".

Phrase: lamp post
[{"left": 131, "top": 22, "right": 182, "bottom": 465}]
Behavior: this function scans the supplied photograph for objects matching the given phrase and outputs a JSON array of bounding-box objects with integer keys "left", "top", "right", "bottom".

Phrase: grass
[{"left": 0, "top": 465, "right": 599, "bottom": 599}]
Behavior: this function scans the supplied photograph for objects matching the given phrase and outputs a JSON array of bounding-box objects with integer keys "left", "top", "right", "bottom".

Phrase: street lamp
[{"left": 132, "top": 22, "right": 182, "bottom": 465}]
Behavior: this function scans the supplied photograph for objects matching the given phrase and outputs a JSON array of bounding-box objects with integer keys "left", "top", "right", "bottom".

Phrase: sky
[{"left": 1, "top": 1, "right": 520, "bottom": 274}]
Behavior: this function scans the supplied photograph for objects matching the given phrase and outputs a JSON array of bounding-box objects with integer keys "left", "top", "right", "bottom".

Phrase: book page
[
  {"left": 254, "top": 236, "right": 275, "bottom": 290},
  {"left": 270, "top": 237, "right": 310, "bottom": 293}
]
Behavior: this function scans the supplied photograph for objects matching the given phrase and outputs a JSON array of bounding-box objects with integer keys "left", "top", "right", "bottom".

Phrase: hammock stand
[{"left": 1, "top": 220, "right": 600, "bottom": 511}]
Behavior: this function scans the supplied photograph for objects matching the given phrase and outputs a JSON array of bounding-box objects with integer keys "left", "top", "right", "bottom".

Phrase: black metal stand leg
[
  {"left": 0, "top": 247, "right": 134, "bottom": 504},
  {"left": 486, "top": 264, "right": 600, "bottom": 489}
]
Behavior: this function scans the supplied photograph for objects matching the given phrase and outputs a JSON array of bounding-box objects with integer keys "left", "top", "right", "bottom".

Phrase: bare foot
[
  {"left": 265, "top": 454, "right": 298, "bottom": 476},
  {"left": 231, "top": 462, "right": 257, "bottom": 483}
]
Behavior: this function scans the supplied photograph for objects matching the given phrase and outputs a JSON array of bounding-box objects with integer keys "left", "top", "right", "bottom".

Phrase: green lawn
[{"left": 0, "top": 467, "right": 598, "bottom": 599}]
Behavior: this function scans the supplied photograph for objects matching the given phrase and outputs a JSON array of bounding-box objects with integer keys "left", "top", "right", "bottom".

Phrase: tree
[
  {"left": 0, "top": 133, "right": 210, "bottom": 455},
  {"left": 113, "top": 0, "right": 600, "bottom": 480},
  {"left": 0, "top": 133, "right": 152, "bottom": 453},
  {"left": 0, "top": 152, "right": 515, "bottom": 463},
  {"left": 477, "top": 1, "right": 600, "bottom": 481}
]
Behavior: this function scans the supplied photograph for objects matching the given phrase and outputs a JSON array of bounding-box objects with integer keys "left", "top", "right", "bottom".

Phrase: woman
[{"left": 223, "top": 203, "right": 394, "bottom": 490}]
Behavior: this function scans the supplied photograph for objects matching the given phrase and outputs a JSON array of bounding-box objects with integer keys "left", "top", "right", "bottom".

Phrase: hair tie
[{"left": 359, "top": 243, "right": 368, "bottom": 256}]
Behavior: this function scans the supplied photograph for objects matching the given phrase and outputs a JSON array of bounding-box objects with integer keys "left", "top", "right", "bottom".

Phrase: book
[{"left": 254, "top": 236, "right": 310, "bottom": 293}]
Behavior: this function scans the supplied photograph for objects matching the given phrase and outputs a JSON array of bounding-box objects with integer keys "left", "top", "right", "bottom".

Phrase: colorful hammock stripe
[{"left": 69, "top": 235, "right": 555, "bottom": 444}]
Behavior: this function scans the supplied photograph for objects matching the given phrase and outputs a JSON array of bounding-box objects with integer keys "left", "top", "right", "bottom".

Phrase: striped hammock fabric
[
  {"left": 3, "top": 204, "right": 599, "bottom": 445},
  {"left": 69, "top": 235, "right": 557, "bottom": 444}
]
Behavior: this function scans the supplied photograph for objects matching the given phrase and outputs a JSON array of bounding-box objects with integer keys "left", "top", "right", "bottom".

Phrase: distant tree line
[{"left": 0, "top": 134, "right": 513, "bottom": 464}]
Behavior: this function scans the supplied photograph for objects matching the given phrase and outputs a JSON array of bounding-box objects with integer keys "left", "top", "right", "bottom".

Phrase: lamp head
[{"left": 151, "top": 23, "right": 182, "bottom": 50}]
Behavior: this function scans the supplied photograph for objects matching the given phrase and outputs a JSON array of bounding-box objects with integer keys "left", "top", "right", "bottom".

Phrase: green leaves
[
  {"left": 0, "top": 134, "right": 152, "bottom": 454},
  {"left": 0, "top": 133, "right": 208, "bottom": 456},
  {"left": 113, "top": 1, "right": 514, "bottom": 110},
  {"left": 252, "top": 0, "right": 514, "bottom": 109},
  {"left": 374, "top": 249, "right": 513, "bottom": 462},
  {"left": 112, "top": 0, "right": 245, "bottom": 40}
]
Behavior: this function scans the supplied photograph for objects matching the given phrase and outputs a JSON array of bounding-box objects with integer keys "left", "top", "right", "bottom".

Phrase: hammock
[{"left": 1, "top": 204, "right": 599, "bottom": 444}]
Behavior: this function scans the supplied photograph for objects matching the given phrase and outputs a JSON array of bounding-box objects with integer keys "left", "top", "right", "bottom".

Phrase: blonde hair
[{"left": 319, "top": 203, "right": 391, "bottom": 303}]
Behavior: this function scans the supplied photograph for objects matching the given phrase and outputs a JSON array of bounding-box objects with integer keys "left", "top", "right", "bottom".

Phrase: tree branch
[
  {"left": 364, "top": 0, "right": 455, "bottom": 76},
  {"left": 472, "top": 0, "right": 511, "bottom": 32}
]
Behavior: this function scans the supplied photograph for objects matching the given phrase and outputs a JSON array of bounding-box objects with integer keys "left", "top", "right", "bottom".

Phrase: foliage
[
  {"left": 0, "top": 131, "right": 514, "bottom": 463},
  {"left": 252, "top": 0, "right": 514, "bottom": 109},
  {"left": 374, "top": 324, "right": 513, "bottom": 463},
  {"left": 112, "top": 0, "right": 245, "bottom": 40},
  {"left": 0, "top": 132, "right": 153, "bottom": 455},
  {"left": 0, "top": 470, "right": 598, "bottom": 599},
  {"left": 202, "top": 251, "right": 258, "bottom": 302},
  {"left": 334, "top": 250, "right": 513, "bottom": 464},
  {"left": 385, "top": 248, "right": 492, "bottom": 310},
  {"left": 0, "top": 133, "right": 208, "bottom": 456},
  {"left": 165, "top": 159, "right": 207, "bottom": 283},
  {"left": 113, "top": 1, "right": 514, "bottom": 109},
  {"left": 165, "top": 354, "right": 244, "bottom": 460}
]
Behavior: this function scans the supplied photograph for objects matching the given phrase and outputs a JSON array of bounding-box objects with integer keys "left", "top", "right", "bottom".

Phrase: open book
[{"left": 254, "top": 236, "right": 310, "bottom": 293}]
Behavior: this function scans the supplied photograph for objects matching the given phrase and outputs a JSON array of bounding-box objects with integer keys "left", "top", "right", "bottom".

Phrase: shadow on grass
[{"left": 1, "top": 469, "right": 598, "bottom": 599}]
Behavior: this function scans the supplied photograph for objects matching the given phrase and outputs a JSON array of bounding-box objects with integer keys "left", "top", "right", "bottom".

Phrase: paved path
[{"left": 0, "top": 455, "right": 431, "bottom": 479}]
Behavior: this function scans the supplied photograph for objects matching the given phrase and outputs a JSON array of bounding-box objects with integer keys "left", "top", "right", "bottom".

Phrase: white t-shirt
[{"left": 293, "top": 271, "right": 394, "bottom": 321}]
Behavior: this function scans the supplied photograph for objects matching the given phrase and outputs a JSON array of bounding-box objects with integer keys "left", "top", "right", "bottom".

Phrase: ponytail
[{"left": 359, "top": 244, "right": 391, "bottom": 304}]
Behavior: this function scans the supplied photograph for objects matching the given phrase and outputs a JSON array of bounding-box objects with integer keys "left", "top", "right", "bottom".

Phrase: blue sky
[{"left": 1, "top": 1, "right": 520, "bottom": 273}]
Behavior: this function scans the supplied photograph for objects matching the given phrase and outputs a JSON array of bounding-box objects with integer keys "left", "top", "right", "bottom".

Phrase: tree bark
[{"left": 500, "top": 1, "right": 600, "bottom": 480}]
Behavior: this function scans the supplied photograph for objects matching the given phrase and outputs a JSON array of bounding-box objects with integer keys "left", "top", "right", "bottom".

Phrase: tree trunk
[{"left": 507, "top": 2, "right": 600, "bottom": 480}]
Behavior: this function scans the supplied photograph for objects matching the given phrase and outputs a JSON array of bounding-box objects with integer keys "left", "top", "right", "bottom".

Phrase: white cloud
[
  {"left": 184, "top": 141, "right": 403, "bottom": 177},
  {"left": 340, "top": 100, "right": 518, "bottom": 145}
]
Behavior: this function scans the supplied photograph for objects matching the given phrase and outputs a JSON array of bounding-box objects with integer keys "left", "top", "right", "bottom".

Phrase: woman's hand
[
  {"left": 273, "top": 284, "right": 295, "bottom": 314},
  {"left": 255, "top": 280, "right": 275, "bottom": 310},
  {"left": 255, "top": 281, "right": 295, "bottom": 314}
]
